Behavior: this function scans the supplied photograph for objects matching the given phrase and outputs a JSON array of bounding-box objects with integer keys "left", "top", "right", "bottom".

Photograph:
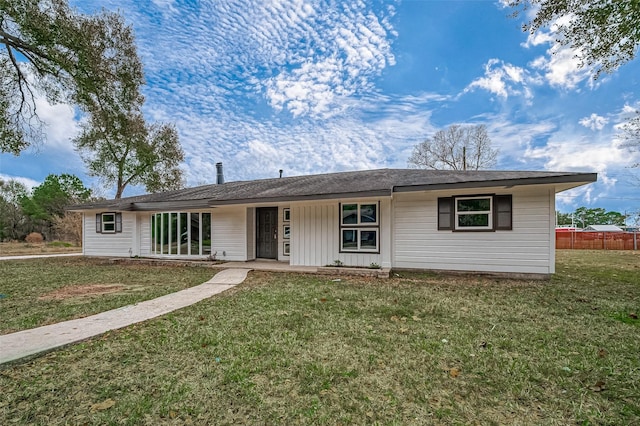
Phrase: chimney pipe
[
  {"left": 215, "top": 162, "right": 224, "bottom": 184},
  {"left": 279, "top": 169, "right": 283, "bottom": 178}
]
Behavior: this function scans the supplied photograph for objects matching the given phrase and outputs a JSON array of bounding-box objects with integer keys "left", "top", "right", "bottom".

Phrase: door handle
[{"left": 273, "top": 231, "right": 277, "bottom": 240}]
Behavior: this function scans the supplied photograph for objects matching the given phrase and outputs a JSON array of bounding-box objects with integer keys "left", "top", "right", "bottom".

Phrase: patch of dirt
[{"left": 39, "top": 284, "right": 125, "bottom": 300}]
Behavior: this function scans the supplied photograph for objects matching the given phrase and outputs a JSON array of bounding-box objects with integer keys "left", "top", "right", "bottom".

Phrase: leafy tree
[
  {"left": 0, "top": 179, "right": 29, "bottom": 240},
  {"left": 20, "top": 174, "right": 91, "bottom": 239},
  {"left": 572, "top": 206, "right": 626, "bottom": 228},
  {"left": 75, "top": 120, "right": 184, "bottom": 199},
  {"left": 556, "top": 211, "right": 573, "bottom": 226},
  {"left": 1, "top": 1, "right": 185, "bottom": 197},
  {"left": 408, "top": 124, "right": 498, "bottom": 170},
  {"left": 510, "top": 1, "right": 640, "bottom": 174},
  {"left": 508, "top": 0, "right": 640, "bottom": 77},
  {"left": 0, "top": 1, "right": 134, "bottom": 154}
]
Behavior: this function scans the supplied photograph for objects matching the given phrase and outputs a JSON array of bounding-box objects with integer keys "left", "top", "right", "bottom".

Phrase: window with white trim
[
  {"left": 455, "top": 196, "right": 492, "bottom": 230},
  {"left": 96, "top": 212, "right": 122, "bottom": 234},
  {"left": 438, "top": 195, "right": 512, "bottom": 231},
  {"left": 340, "top": 202, "right": 379, "bottom": 252}
]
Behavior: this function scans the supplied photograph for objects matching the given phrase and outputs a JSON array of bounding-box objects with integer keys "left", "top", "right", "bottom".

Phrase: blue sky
[{"left": 1, "top": 0, "right": 639, "bottom": 218}]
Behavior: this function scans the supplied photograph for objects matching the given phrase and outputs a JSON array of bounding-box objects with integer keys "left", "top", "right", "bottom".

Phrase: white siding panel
[
  {"left": 139, "top": 213, "right": 151, "bottom": 256},
  {"left": 393, "top": 188, "right": 553, "bottom": 274},
  {"left": 212, "top": 206, "right": 247, "bottom": 261},
  {"left": 291, "top": 200, "right": 384, "bottom": 267},
  {"left": 83, "top": 211, "right": 136, "bottom": 257},
  {"left": 246, "top": 208, "right": 255, "bottom": 261}
]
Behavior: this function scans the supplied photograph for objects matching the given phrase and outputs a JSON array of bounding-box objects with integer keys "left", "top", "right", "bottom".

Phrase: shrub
[{"left": 25, "top": 232, "right": 44, "bottom": 243}]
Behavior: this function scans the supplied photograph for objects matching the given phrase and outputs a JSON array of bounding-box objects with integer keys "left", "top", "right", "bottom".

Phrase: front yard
[{"left": 1, "top": 250, "right": 638, "bottom": 424}]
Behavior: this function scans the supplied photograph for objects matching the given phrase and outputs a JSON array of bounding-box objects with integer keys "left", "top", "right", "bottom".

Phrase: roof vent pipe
[
  {"left": 279, "top": 169, "right": 283, "bottom": 178},
  {"left": 215, "top": 162, "right": 224, "bottom": 184}
]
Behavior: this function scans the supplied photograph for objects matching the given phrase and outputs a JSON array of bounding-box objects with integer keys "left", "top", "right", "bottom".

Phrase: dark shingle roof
[{"left": 71, "top": 168, "right": 597, "bottom": 211}]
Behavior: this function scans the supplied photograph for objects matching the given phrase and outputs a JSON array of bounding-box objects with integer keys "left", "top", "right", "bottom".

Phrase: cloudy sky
[{"left": 2, "top": 0, "right": 639, "bottom": 215}]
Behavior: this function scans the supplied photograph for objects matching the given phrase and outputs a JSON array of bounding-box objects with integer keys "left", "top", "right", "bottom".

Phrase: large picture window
[
  {"left": 438, "top": 195, "right": 512, "bottom": 231},
  {"left": 340, "top": 202, "right": 379, "bottom": 252},
  {"left": 151, "top": 212, "right": 212, "bottom": 256}
]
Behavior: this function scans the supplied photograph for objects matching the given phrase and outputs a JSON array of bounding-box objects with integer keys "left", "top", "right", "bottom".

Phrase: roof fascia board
[
  {"left": 392, "top": 173, "right": 597, "bottom": 193},
  {"left": 131, "top": 200, "right": 212, "bottom": 211},
  {"left": 208, "top": 189, "right": 392, "bottom": 206}
]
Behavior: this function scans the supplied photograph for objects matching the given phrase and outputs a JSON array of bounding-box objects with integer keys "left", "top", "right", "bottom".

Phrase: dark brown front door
[{"left": 256, "top": 207, "right": 278, "bottom": 259}]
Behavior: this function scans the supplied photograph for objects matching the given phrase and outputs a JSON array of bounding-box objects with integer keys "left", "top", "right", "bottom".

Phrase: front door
[{"left": 256, "top": 207, "right": 278, "bottom": 259}]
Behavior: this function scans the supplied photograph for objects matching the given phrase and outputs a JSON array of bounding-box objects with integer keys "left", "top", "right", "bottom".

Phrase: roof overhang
[
  {"left": 207, "top": 189, "right": 392, "bottom": 206},
  {"left": 392, "top": 173, "right": 598, "bottom": 193}
]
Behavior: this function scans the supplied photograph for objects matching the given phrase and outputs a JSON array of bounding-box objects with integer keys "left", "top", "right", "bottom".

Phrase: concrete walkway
[{"left": 0, "top": 268, "right": 250, "bottom": 365}]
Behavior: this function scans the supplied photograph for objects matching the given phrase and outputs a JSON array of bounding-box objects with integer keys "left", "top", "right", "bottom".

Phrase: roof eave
[
  {"left": 208, "top": 189, "right": 392, "bottom": 206},
  {"left": 392, "top": 173, "right": 598, "bottom": 193}
]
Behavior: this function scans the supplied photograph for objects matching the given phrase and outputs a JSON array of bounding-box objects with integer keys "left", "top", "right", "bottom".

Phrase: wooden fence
[{"left": 556, "top": 231, "right": 638, "bottom": 250}]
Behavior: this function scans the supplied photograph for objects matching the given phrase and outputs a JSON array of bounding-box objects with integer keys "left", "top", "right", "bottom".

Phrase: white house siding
[
  {"left": 246, "top": 208, "right": 255, "bottom": 261},
  {"left": 212, "top": 206, "right": 247, "bottom": 261},
  {"left": 83, "top": 211, "right": 137, "bottom": 257},
  {"left": 392, "top": 186, "right": 554, "bottom": 275},
  {"left": 290, "top": 199, "right": 389, "bottom": 268},
  {"left": 139, "top": 213, "right": 151, "bottom": 257}
]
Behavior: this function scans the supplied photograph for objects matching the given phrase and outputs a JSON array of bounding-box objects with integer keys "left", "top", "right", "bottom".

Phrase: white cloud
[
  {"left": 464, "top": 59, "right": 539, "bottom": 101},
  {"left": 525, "top": 135, "right": 630, "bottom": 172},
  {"left": 521, "top": 16, "right": 597, "bottom": 90},
  {"left": 579, "top": 113, "right": 609, "bottom": 131}
]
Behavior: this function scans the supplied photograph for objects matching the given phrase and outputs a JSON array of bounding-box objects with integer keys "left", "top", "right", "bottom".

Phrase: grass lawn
[
  {"left": 0, "top": 257, "right": 216, "bottom": 334},
  {"left": 1, "top": 250, "right": 639, "bottom": 424},
  {"left": 0, "top": 241, "right": 82, "bottom": 256}
]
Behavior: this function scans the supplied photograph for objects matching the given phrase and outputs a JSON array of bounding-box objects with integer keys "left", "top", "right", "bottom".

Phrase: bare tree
[
  {"left": 52, "top": 212, "right": 82, "bottom": 245},
  {"left": 408, "top": 124, "right": 498, "bottom": 170}
]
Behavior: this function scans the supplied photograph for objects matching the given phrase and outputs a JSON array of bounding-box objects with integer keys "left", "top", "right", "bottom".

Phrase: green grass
[
  {"left": 1, "top": 250, "right": 639, "bottom": 425},
  {"left": 0, "top": 257, "right": 216, "bottom": 334}
]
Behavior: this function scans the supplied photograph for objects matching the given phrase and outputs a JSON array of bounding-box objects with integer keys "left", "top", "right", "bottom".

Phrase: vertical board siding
[
  {"left": 83, "top": 211, "right": 136, "bottom": 257},
  {"left": 291, "top": 200, "right": 383, "bottom": 267},
  {"left": 212, "top": 206, "right": 247, "bottom": 261},
  {"left": 139, "top": 214, "right": 151, "bottom": 256},
  {"left": 392, "top": 188, "right": 552, "bottom": 274},
  {"left": 246, "top": 208, "right": 255, "bottom": 261}
]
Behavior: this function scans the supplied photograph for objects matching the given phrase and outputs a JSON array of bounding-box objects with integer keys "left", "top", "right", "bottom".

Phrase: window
[
  {"left": 340, "top": 202, "right": 379, "bottom": 252},
  {"left": 456, "top": 196, "right": 492, "bottom": 230},
  {"left": 96, "top": 212, "right": 122, "bottom": 234},
  {"left": 341, "top": 203, "right": 378, "bottom": 226},
  {"left": 438, "top": 195, "right": 512, "bottom": 231},
  {"left": 151, "top": 212, "right": 212, "bottom": 255}
]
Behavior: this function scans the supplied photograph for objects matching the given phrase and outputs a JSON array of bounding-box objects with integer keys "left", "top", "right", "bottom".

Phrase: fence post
[
  {"left": 635, "top": 231, "right": 638, "bottom": 251},
  {"left": 603, "top": 232, "right": 606, "bottom": 250}
]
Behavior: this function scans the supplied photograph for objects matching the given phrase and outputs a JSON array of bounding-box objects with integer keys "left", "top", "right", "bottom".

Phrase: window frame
[
  {"left": 339, "top": 201, "right": 380, "bottom": 253},
  {"left": 437, "top": 195, "right": 513, "bottom": 232},
  {"left": 340, "top": 228, "right": 379, "bottom": 253},
  {"left": 454, "top": 196, "right": 493, "bottom": 231},
  {"left": 96, "top": 212, "right": 121, "bottom": 234},
  {"left": 150, "top": 212, "right": 212, "bottom": 256},
  {"left": 340, "top": 202, "right": 379, "bottom": 226}
]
